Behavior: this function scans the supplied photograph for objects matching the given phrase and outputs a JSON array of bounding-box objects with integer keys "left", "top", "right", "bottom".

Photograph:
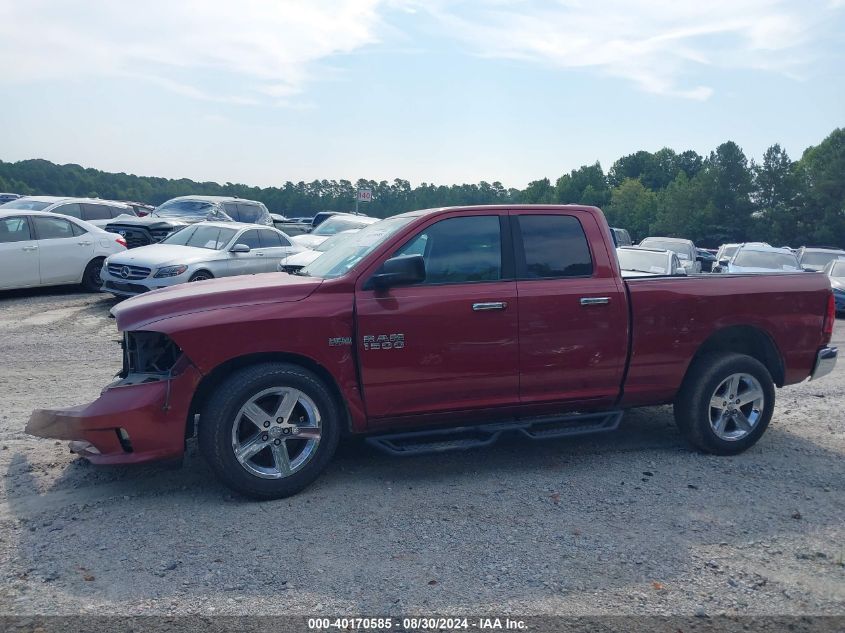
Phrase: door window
[
  {"left": 237, "top": 230, "right": 262, "bottom": 250},
  {"left": 52, "top": 203, "right": 83, "bottom": 219},
  {"left": 82, "top": 204, "right": 112, "bottom": 221},
  {"left": 0, "top": 216, "right": 32, "bottom": 242},
  {"left": 515, "top": 215, "right": 593, "bottom": 278},
  {"left": 394, "top": 215, "right": 502, "bottom": 284},
  {"left": 223, "top": 203, "right": 241, "bottom": 221},
  {"left": 258, "top": 229, "right": 287, "bottom": 247},
  {"left": 33, "top": 216, "right": 75, "bottom": 239}
]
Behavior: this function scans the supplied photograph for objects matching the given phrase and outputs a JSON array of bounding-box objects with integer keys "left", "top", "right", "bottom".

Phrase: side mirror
[
  {"left": 230, "top": 243, "right": 251, "bottom": 253},
  {"left": 675, "top": 267, "right": 687, "bottom": 276},
  {"left": 802, "top": 267, "right": 815, "bottom": 272},
  {"left": 718, "top": 259, "right": 729, "bottom": 267},
  {"left": 371, "top": 254, "right": 425, "bottom": 289}
]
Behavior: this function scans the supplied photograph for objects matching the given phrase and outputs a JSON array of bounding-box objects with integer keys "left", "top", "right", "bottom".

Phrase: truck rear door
[
  {"left": 510, "top": 209, "right": 629, "bottom": 412},
  {"left": 354, "top": 211, "right": 519, "bottom": 423}
]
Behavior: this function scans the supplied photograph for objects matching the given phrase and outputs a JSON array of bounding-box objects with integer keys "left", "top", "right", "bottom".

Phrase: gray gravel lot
[{"left": 0, "top": 288, "right": 843, "bottom": 616}]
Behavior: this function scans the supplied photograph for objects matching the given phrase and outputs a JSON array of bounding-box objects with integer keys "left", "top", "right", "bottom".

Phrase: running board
[{"left": 365, "top": 411, "right": 623, "bottom": 456}]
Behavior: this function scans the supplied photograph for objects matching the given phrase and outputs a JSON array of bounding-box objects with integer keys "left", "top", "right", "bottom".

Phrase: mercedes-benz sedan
[{"left": 101, "top": 222, "right": 302, "bottom": 297}]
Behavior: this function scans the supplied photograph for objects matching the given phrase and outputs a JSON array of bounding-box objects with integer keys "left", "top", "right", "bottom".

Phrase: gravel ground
[{"left": 0, "top": 288, "right": 843, "bottom": 616}]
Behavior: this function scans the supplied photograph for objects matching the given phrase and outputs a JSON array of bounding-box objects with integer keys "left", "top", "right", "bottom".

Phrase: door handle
[
  {"left": 256, "top": 252, "right": 265, "bottom": 256},
  {"left": 22, "top": 245, "right": 38, "bottom": 251},
  {"left": 472, "top": 301, "right": 508, "bottom": 311},
  {"left": 77, "top": 241, "right": 92, "bottom": 246},
  {"left": 580, "top": 297, "right": 610, "bottom": 306}
]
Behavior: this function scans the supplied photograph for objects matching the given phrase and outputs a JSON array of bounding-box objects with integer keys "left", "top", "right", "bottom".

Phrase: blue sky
[{"left": 0, "top": 0, "right": 843, "bottom": 189}]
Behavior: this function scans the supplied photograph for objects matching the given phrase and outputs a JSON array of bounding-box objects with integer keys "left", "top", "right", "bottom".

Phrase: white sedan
[
  {"left": 291, "top": 214, "right": 379, "bottom": 249},
  {"left": 100, "top": 222, "right": 303, "bottom": 297},
  {"left": 0, "top": 210, "right": 127, "bottom": 291},
  {"left": 279, "top": 229, "right": 360, "bottom": 274}
]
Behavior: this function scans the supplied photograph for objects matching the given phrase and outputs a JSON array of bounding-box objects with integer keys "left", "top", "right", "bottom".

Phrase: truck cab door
[
  {"left": 354, "top": 212, "right": 519, "bottom": 428},
  {"left": 511, "top": 210, "right": 629, "bottom": 412}
]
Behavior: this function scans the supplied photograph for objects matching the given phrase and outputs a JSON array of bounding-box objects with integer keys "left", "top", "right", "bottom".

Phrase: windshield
[
  {"left": 301, "top": 216, "right": 415, "bottom": 279},
  {"left": 0, "top": 199, "right": 52, "bottom": 211},
  {"left": 720, "top": 245, "right": 739, "bottom": 260},
  {"left": 802, "top": 251, "right": 845, "bottom": 267},
  {"left": 830, "top": 261, "right": 845, "bottom": 277},
  {"left": 155, "top": 199, "right": 217, "bottom": 219},
  {"left": 734, "top": 250, "right": 800, "bottom": 270},
  {"left": 617, "top": 249, "right": 669, "bottom": 274},
  {"left": 315, "top": 230, "right": 356, "bottom": 253},
  {"left": 312, "top": 216, "right": 370, "bottom": 236},
  {"left": 641, "top": 239, "right": 691, "bottom": 259},
  {"left": 161, "top": 224, "right": 237, "bottom": 250}
]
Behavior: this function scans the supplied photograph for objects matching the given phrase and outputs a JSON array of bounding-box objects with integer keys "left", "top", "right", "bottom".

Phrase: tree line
[{"left": 1, "top": 128, "right": 842, "bottom": 248}]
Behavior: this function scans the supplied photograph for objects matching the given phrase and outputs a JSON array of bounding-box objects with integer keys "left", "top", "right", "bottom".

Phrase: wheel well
[
  {"left": 184, "top": 352, "right": 351, "bottom": 439},
  {"left": 190, "top": 269, "right": 214, "bottom": 280},
  {"left": 690, "top": 326, "right": 785, "bottom": 387}
]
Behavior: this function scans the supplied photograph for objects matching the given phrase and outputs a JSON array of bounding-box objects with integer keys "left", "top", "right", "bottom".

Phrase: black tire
[
  {"left": 189, "top": 270, "right": 213, "bottom": 282},
  {"left": 674, "top": 352, "right": 775, "bottom": 455},
  {"left": 81, "top": 257, "right": 105, "bottom": 292},
  {"left": 198, "top": 362, "right": 341, "bottom": 499}
]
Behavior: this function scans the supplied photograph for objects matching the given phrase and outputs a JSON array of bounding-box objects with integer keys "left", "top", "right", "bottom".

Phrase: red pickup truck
[{"left": 28, "top": 205, "right": 838, "bottom": 499}]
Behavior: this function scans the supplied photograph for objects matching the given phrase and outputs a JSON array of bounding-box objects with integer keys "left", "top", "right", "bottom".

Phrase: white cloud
[
  {"left": 403, "top": 0, "right": 842, "bottom": 99},
  {"left": 0, "top": 0, "right": 385, "bottom": 104}
]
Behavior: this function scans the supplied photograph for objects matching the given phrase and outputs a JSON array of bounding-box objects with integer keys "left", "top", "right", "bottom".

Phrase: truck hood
[
  {"left": 111, "top": 273, "right": 322, "bottom": 331},
  {"left": 106, "top": 243, "right": 223, "bottom": 268}
]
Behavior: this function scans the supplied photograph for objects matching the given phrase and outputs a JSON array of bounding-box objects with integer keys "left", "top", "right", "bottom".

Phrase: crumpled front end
[{"left": 26, "top": 332, "right": 202, "bottom": 465}]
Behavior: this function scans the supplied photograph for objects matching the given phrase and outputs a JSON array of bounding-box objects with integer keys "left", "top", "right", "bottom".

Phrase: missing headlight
[{"left": 121, "top": 331, "right": 182, "bottom": 377}]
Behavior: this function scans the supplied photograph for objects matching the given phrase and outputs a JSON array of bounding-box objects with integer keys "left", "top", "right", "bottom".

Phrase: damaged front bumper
[{"left": 26, "top": 358, "right": 203, "bottom": 465}]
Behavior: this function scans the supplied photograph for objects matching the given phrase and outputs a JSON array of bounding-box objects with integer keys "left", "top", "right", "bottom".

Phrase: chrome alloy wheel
[
  {"left": 709, "top": 373, "right": 765, "bottom": 441},
  {"left": 231, "top": 387, "right": 322, "bottom": 479}
]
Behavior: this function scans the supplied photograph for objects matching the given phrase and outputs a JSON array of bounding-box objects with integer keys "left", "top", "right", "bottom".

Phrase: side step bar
[{"left": 365, "top": 411, "right": 623, "bottom": 456}]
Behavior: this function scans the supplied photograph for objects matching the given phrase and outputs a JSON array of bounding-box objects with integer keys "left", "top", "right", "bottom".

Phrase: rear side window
[
  {"left": 110, "top": 205, "right": 132, "bottom": 217},
  {"left": 516, "top": 215, "right": 593, "bottom": 278},
  {"left": 82, "top": 204, "right": 111, "bottom": 221},
  {"left": 0, "top": 216, "right": 31, "bottom": 242},
  {"left": 33, "top": 216, "right": 75, "bottom": 239},
  {"left": 395, "top": 215, "right": 502, "bottom": 284},
  {"left": 258, "top": 230, "right": 288, "bottom": 247},
  {"left": 71, "top": 223, "right": 88, "bottom": 236},
  {"left": 237, "top": 203, "right": 264, "bottom": 224}
]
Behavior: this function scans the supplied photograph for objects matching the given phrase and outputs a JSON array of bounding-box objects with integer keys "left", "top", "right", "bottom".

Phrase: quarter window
[
  {"left": 395, "top": 215, "right": 502, "bottom": 284},
  {"left": 0, "top": 216, "right": 31, "bottom": 243},
  {"left": 237, "top": 203, "right": 263, "bottom": 224},
  {"left": 33, "top": 216, "right": 75, "bottom": 240},
  {"left": 516, "top": 215, "right": 593, "bottom": 278}
]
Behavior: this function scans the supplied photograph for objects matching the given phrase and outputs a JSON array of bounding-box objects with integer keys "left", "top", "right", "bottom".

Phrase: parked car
[
  {"left": 610, "top": 227, "right": 632, "bottom": 247},
  {"left": 102, "top": 222, "right": 302, "bottom": 297},
  {"left": 0, "top": 196, "right": 138, "bottom": 227},
  {"left": 797, "top": 246, "right": 845, "bottom": 272},
  {"left": 104, "top": 196, "right": 273, "bottom": 249},
  {"left": 713, "top": 244, "right": 801, "bottom": 274},
  {"left": 696, "top": 248, "right": 717, "bottom": 272},
  {"left": 279, "top": 229, "right": 360, "bottom": 275},
  {"left": 616, "top": 246, "right": 686, "bottom": 277},
  {"left": 0, "top": 193, "right": 21, "bottom": 205},
  {"left": 28, "top": 204, "right": 837, "bottom": 499},
  {"left": 822, "top": 258, "right": 845, "bottom": 315},
  {"left": 715, "top": 242, "right": 770, "bottom": 264},
  {"left": 121, "top": 201, "right": 155, "bottom": 217},
  {"left": 638, "top": 237, "right": 701, "bottom": 273},
  {"left": 292, "top": 214, "right": 379, "bottom": 249},
  {"left": 100, "top": 222, "right": 302, "bottom": 297},
  {"left": 0, "top": 210, "right": 126, "bottom": 292}
]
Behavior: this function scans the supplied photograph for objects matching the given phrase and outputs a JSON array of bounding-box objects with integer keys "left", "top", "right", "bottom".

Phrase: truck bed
[{"left": 620, "top": 272, "right": 833, "bottom": 407}]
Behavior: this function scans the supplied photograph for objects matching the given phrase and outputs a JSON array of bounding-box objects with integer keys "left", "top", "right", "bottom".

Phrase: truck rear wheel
[
  {"left": 673, "top": 353, "right": 775, "bottom": 455},
  {"left": 198, "top": 362, "right": 341, "bottom": 499}
]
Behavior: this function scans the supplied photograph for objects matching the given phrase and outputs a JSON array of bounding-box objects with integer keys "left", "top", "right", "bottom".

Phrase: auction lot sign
[{"left": 1, "top": 616, "right": 843, "bottom": 633}]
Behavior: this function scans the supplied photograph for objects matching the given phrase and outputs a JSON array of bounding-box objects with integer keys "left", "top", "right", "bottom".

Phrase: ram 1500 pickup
[{"left": 27, "top": 205, "right": 838, "bottom": 499}]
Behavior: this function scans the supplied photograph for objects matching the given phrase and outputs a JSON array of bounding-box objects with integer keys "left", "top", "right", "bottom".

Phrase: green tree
[{"left": 605, "top": 178, "right": 658, "bottom": 241}]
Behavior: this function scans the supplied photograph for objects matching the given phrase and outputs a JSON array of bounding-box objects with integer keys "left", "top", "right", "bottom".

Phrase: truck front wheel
[
  {"left": 198, "top": 362, "right": 341, "bottom": 499},
  {"left": 673, "top": 353, "right": 775, "bottom": 455}
]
